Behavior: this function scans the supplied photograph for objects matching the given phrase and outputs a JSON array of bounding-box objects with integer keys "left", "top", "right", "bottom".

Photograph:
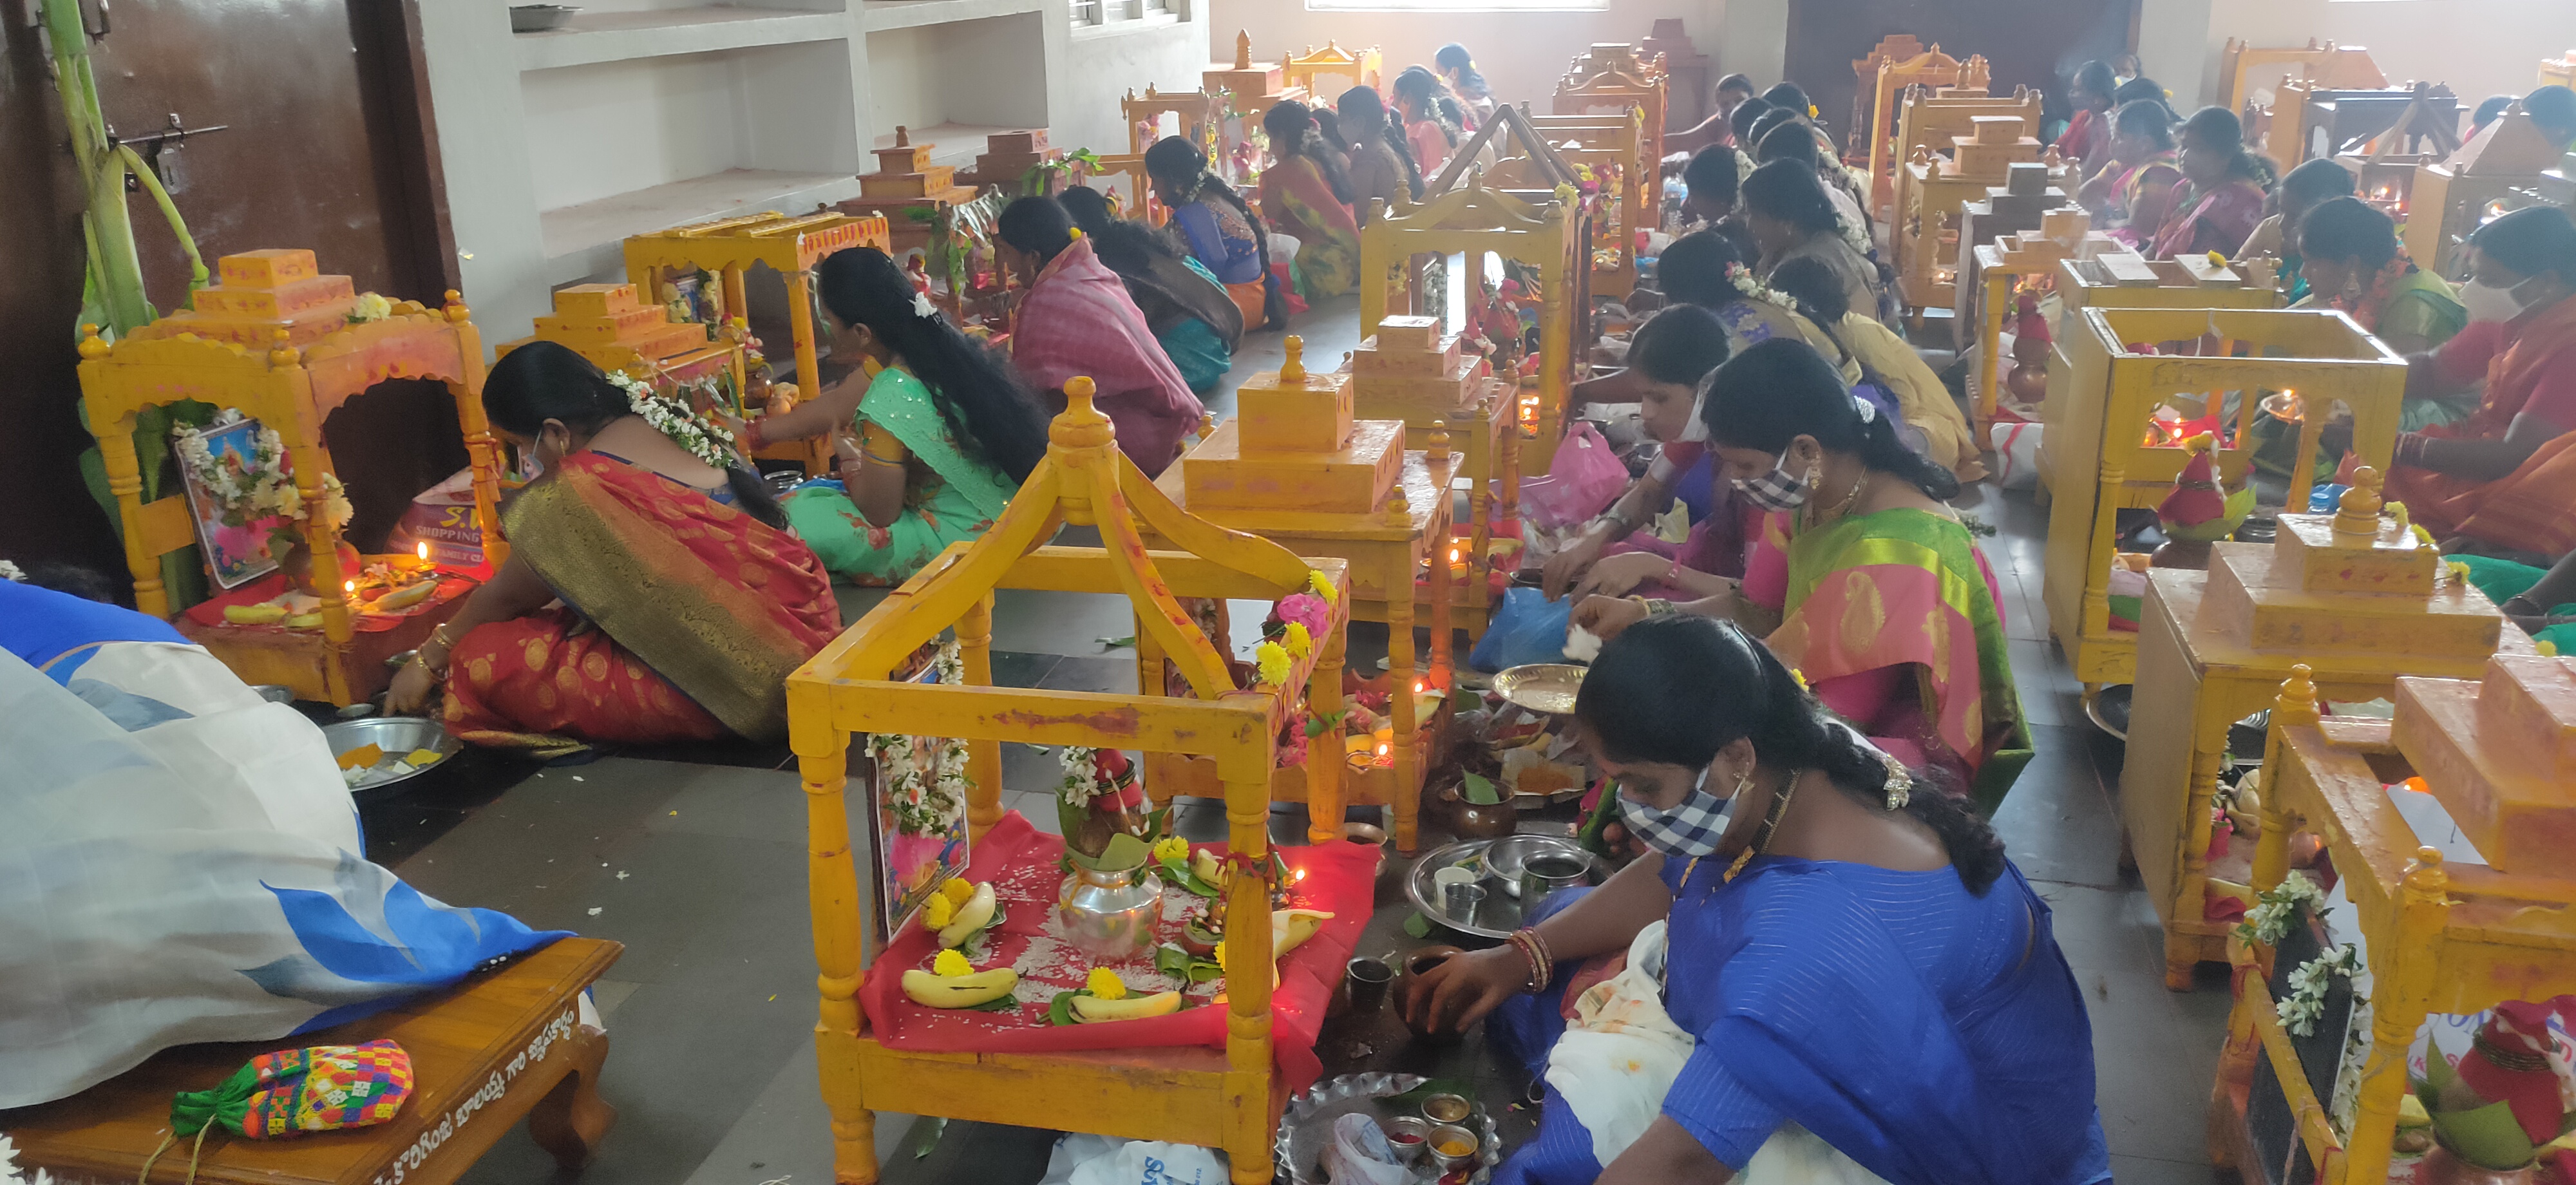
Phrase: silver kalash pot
[{"left": 1056, "top": 865, "right": 1163, "bottom": 961}]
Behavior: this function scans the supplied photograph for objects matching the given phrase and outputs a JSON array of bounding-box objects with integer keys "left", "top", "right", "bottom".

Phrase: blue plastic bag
[{"left": 1470, "top": 586, "right": 1573, "bottom": 672}]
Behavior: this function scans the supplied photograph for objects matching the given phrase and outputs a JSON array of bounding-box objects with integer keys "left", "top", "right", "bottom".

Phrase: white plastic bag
[
  {"left": 1318, "top": 1113, "right": 1409, "bottom": 1185},
  {"left": 1039, "top": 1133, "right": 1226, "bottom": 1185},
  {"left": 1989, "top": 421, "right": 2045, "bottom": 490}
]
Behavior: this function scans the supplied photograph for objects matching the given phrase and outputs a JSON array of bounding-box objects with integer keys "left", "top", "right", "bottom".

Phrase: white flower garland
[
  {"left": 1834, "top": 210, "right": 1871, "bottom": 259},
  {"left": 2277, "top": 943, "right": 2362, "bottom": 1038},
  {"left": 603, "top": 369, "right": 738, "bottom": 471},
  {"left": 2237, "top": 870, "right": 2326, "bottom": 947},
  {"left": 1733, "top": 148, "right": 1757, "bottom": 187},
  {"left": 868, "top": 641, "right": 971, "bottom": 835},
  {"left": 1057, "top": 743, "right": 1104, "bottom": 806},
  {"left": 1726, "top": 262, "right": 1799, "bottom": 313},
  {"left": 345, "top": 292, "right": 395, "bottom": 324},
  {"left": 0, "top": 560, "right": 22, "bottom": 583}
]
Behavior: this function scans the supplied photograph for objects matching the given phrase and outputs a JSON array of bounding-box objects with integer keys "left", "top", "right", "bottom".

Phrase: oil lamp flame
[{"left": 416, "top": 541, "right": 431, "bottom": 562}]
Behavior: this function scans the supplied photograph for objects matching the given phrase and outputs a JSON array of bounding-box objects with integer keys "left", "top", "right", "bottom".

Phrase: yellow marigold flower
[
  {"left": 1086, "top": 967, "right": 1128, "bottom": 1000},
  {"left": 923, "top": 892, "right": 956, "bottom": 929},
  {"left": 1151, "top": 835, "right": 1189, "bottom": 864},
  {"left": 2206, "top": 251, "right": 2228, "bottom": 267},
  {"left": 1307, "top": 570, "right": 1338, "bottom": 605},
  {"left": 1789, "top": 667, "right": 1810, "bottom": 692},
  {"left": 1255, "top": 640, "right": 1292, "bottom": 687},
  {"left": 934, "top": 949, "right": 973, "bottom": 978},
  {"left": 1283, "top": 621, "right": 1313, "bottom": 659},
  {"left": 348, "top": 292, "right": 395, "bottom": 322},
  {"left": 941, "top": 877, "right": 976, "bottom": 905}
]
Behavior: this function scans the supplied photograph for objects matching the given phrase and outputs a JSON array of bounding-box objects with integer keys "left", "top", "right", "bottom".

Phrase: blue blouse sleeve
[
  {"left": 1168, "top": 205, "right": 1226, "bottom": 274},
  {"left": 1660, "top": 1038, "right": 1785, "bottom": 1170}
]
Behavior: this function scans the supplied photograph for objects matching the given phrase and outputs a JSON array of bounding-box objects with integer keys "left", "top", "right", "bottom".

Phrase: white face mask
[{"left": 2458, "top": 275, "right": 2538, "bottom": 324}]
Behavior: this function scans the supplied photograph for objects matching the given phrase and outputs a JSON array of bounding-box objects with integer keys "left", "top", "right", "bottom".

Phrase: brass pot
[
  {"left": 1388, "top": 944, "right": 1469, "bottom": 1041},
  {"left": 2423, "top": 1147, "right": 2535, "bottom": 1185}
]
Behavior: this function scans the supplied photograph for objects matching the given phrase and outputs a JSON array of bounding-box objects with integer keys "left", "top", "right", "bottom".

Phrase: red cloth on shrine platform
[
  {"left": 857, "top": 811, "right": 1378, "bottom": 1093},
  {"left": 181, "top": 570, "right": 480, "bottom": 634}
]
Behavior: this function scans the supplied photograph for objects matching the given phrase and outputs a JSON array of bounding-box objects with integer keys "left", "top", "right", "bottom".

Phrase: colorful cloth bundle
[{"left": 173, "top": 1041, "right": 414, "bottom": 1139}]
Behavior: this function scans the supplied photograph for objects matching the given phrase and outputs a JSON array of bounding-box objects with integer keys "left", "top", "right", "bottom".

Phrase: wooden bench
[{"left": 1, "top": 937, "right": 621, "bottom": 1185}]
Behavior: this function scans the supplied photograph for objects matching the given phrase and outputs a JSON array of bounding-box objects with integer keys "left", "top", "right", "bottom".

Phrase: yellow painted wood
[
  {"left": 1349, "top": 331, "right": 1521, "bottom": 642},
  {"left": 77, "top": 266, "right": 502, "bottom": 705},
  {"left": 1884, "top": 82, "right": 2038, "bottom": 229},
  {"left": 2039, "top": 307, "right": 2398, "bottom": 687},
  {"left": 788, "top": 381, "right": 1352, "bottom": 1185},
  {"left": 1551, "top": 44, "right": 1667, "bottom": 216},
  {"left": 1524, "top": 112, "right": 1647, "bottom": 299}
]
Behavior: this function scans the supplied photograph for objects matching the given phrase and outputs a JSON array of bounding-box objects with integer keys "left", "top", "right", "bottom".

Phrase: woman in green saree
[{"left": 738, "top": 247, "right": 1052, "bottom": 585}]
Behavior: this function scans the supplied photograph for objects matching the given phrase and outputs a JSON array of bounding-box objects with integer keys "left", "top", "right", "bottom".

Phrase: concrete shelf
[
  {"left": 514, "top": 6, "right": 851, "bottom": 72},
  {"left": 538, "top": 169, "right": 863, "bottom": 283},
  {"left": 860, "top": 0, "right": 1047, "bottom": 33}
]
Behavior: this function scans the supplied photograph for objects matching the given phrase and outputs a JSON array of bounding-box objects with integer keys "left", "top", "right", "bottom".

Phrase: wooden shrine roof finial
[
  {"left": 895, "top": 126, "right": 911, "bottom": 147},
  {"left": 1052, "top": 375, "right": 1113, "bottom": 451},
  {"left": 2334, "top": 466, "right": 2385, "bottom": 536},
  {"left": 77, "top": 323, "right": 108, "bottom": 359},
  {"left": 2276, "top": 664, "right": 2322, "bottom": 728},
  {"left": 267, "top": 328, "right": 300, "bottom": 368},
  {"left": 1279, "top": 334, "right": 1306, "bottom": 382},
  {"left": 1236, "top": 29, "right": 1251, "bottom": 70}
]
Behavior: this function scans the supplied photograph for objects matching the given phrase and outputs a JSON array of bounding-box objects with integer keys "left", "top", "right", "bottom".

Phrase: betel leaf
[
  {"left": 1160, "top": 855, "right": 1220, "bottom": 898},
  {"left": 1070, "top": 831, "right": 1152, "bottom": 874},
  {"left": 1097, "top": 635, "right": 1136, "bottom": 649},
  {"left": 1403, "top": 911, "right": 1433, "bottom": 939},
  {"left": 1048, "top": 989, "right": 1092, "bottom": 1027},
  {"left": 1153, "top": 943, "right": 1193, "bottom": 978},
  {"left": 1462, "top": 772, "right": 1502, "bottom": 806},
  {"left": 958, "top": 992, "right": 1023, "bottom": 1012}
]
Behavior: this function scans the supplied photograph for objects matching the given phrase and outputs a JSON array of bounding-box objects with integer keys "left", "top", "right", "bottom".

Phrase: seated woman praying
[
  {"left": 2076, "top": 100, "right": 2182, "bottom": 249},
  {"left": 1743, "top": 160, "right": 1894, "bottom": 328},
  {"left": 1577, "top": 339, "right": 2030, "bottom": 804},
  {"left": 1142, "top": 136, "right": 1280, "bottom": 331},
  {"left": 1337, "top": 85, "right": 1423, "bottom": 223},
  {"left": 1258, "top": 100, "right": 1362, "bottom": 298},
  {"left": 2378, "top": 207, "right": 2576, "bottom": 562},
  {"left": 1057, "top": 185, "right": 1242, "bottom": 395},
  {"left": 1435, "top": 43, "right": 1497, "bottom": 130},
  {"left": 2146, "top": 107, "right": 2271, "bottom": 261},
  {"left": 1392, "top": 65, "right": 1463, "bottom": 178},
  {"left": 1568, "top": 231, "right": 1850, "bottom": 416},
  {"left": 2235, "top": 158, "right": 2353, "bottom": 303},
  {"left": 1545, "top": 307, "right": 1747, "bottom": 603},
  {"left": 1407, "top": 615, "right": 2107, "bottom": 1185},
  {"left": 2055, "top": 60, "right": 2117, "bottom": 173},
  {"left": 995, "top": 194, "right": 1206, "bottom": 477},
  {"left": 2297, "top": 196, "right": 2466, "bottom": 359},
  {"left": 740, "top": 247, "right": 1051, "bottom": 585},
  {"left": 1766, "top": 255, "right": 1984, "bottom": 482},
  {"left": 384, "top": 341, "right": 840, "bottom": 750},
  {"left": 1754, "top": 120, "right": 1871, "bottom": 248}
]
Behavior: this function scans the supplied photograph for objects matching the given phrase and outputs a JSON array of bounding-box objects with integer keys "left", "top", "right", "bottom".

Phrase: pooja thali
[
  {"left": 1276, "top": 1072, "right": 1501, "bottom": 1185},
  {"left": 1404, "top": 836, "right": 1594, "bottom": 939}
]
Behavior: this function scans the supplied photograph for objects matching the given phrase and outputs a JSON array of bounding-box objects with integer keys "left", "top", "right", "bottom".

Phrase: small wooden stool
[{"left": 1, "top": 938, "right": 622, "bottom": 1184}]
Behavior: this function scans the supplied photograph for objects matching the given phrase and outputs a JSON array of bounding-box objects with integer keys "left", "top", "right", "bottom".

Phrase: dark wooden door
[
  {"left": 1784, "top": 0, "right": 2138, "bottom": 155},
  {"left": 0, "top": 0, "right": 456, "bottom": 587}
]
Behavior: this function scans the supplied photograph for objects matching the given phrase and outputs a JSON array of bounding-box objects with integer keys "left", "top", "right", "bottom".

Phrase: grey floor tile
[
  {"left": 1994, "top": 724, "right": 2124, "bottom": 887},
  {"left": 988, "top": 649, "right": 1062, "bottom": 689},
  {"left": 2032, "top": 882, "right": 2166, "bottom": 981},
  {"left": 2087, "top": 973, "right": 2234, "bottom": 1164},
  {"left": 2011, "top": 638, "right": 2079, "bottom": 730},
  {"left": 2107, "top": 1153, "right": 2224, "bottom": 1184},
  {"left": 1036, "top": 654, "right": 1141, "bottom": 695},
  {"left": 987, "top": 588, "right": 1136, "bottom": 656}
]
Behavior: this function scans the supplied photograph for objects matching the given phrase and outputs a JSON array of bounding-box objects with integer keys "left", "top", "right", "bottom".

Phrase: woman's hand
[
  {"left": 1571, "top": 594, "right": 1651, "bottom": 641},
  {"left": 1541, "top": 526, "right": 1613, "bottom": 600},
  {"left": 384, "top": 657, "right": 440, "bottom": 717},
  {"left": 1573, "top": 551, "right": 1669, "bottom": 600},
  {"left": 1405, "top": 945, "right": 1529, "bottom": 1036}
]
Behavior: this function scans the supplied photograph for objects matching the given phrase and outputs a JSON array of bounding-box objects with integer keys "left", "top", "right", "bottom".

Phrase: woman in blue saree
[{"left": 1405, "top": 616, "right": 2109, "bottom": 1185}]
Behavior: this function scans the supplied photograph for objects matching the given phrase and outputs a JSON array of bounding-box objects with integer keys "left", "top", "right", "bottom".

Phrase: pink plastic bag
[{"left": 1519, "top": 422, "right": 1629, "bottom": 529}]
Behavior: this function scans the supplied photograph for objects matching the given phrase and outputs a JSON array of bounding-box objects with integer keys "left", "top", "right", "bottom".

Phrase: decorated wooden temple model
[
  {"left": 2404, "top": 102, "right": 2571, "bottom": 276},
  {"left": 1349, "top": 314, "right": 1522, "bottom": 640},
  {"left": 1859, "top": 43, "right": 1970, "bottom": 211},
  {"left": 788, "top": 378, "right": 1370, "bottom": 1185},
  {"left": 2217, "top": 38, "right": 2387, "bottom": 152},
  {"left": 1524, "top": 110, "right": 1647, "bottom": 299},
  {"left": 1877, "top": 60, "right": 2021, "bottom": 223},
  {"left": 2121, "top": 472, "right": 2524, "bottom": 990},
  {"left": 2041, "top": 307, "right": 2402, "bottom": 691},
  {"left": 1895, "top": 113, "right": 2058, "bottom": 321},
  {"left": 1282, "top": 41, "right": 1382, "bottom": 106},
  {"left": 78, "top": 249, "right": 505, "bottom": 705},
  {"left": 1947, "top": 161, "right": 2072, "bottom": 349},
  {"left": 623, "top": 210, "right": 891, "bottom": 473},
  {"left": 2210, "top": 644, "right": 2576, "bottom": 1182},
  {"left": 1150, "top": 336, "right": 1453, "bottom": 851},
  {"left": 954, "top": 129, "right": 1072, "bottom": 195},
  {"left": 1205, "top": 30, "right": 1305, "bottom": 182},
  {"left": 1552, "top": 44, "right": 1667, "bottom": 214},
  {"left": 839, "top": 127, "right": 985, "bottom": 258},
  {"left": 1965, "top": 207, "right": 2116, "bottom": 425}
]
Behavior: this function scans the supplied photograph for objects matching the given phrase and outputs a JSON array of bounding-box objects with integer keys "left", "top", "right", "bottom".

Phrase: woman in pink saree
[
  {"left": 2147, "top": 107, "right": 2271, "bottom": 261},
  {"left": 996, "top": 195, "right": 1204, "bottom": 477}
]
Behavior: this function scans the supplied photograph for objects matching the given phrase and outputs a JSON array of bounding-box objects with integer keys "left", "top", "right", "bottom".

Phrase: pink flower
[{"left": 1274, "top": 592, "right": 1329, "bottom": 640}]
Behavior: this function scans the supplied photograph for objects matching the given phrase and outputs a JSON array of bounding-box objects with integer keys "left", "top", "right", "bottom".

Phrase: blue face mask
[{"left": 1617, "top": 765, "right": 1734, "bottom": 857}]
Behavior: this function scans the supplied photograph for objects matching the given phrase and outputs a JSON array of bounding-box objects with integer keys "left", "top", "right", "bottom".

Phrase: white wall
[
  {"left": 2182, "top": 1, "right": 2575, "bottom": 111},
  {"left": 1052, "top": 18, "right": 1216, "bottom": 155},
  {"left": 1202, "top": 0, "right": 1732, "bottom": 114}
]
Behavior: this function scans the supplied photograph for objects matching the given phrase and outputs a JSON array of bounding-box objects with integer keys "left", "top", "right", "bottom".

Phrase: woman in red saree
[
  {"left": 384, "top": 342, "right": 840, "bottom": 754},
  {"left": 1258, "top": 100, "right": 1361, "bottom": 298},
  {"left": 2146, "top": 107, "right": 2271, "bottom": 261},
  {"left": 2376, "top": 208, "right": 2576, "bottom": 560},
  {"left": 995, "top": 195, "right": 1205, "bottom": 477},
  {"left": 2078, "top": 101, "right": 2184, "bottom": 250}
]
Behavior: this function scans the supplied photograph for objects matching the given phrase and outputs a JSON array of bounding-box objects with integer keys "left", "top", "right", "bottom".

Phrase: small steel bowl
[
  {"left": 1492, "top": 663, "right": 1585, "bottom": 715},
  {"left": 1380, "top": 1116, "right": 1430, "bottom": 1166},
  {"left": 1426, "top": 1123, "right": 1481, "bottom": 1173},
  {"left": 1420, "top": 1092, "right": 1472, "bottom": 1125}
]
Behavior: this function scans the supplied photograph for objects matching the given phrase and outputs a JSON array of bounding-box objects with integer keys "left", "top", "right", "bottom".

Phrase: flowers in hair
[
  {"left": 604, "top": 369, "right": 738, "bottom": 471},
  {"left": 1726, "top": 262, "right": 1798, "bottom": 312}
]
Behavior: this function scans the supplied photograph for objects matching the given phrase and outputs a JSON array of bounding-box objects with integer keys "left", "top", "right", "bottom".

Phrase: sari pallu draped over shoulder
[
  {"left": 454, "top": 452, "right": 840, "bottom": 744},
  {"left": 1763, "top": 507, "right": 2031, "bottom": 811},
  {"left": 2388, "top": 295, "right": 2576, "bottom": 556}
]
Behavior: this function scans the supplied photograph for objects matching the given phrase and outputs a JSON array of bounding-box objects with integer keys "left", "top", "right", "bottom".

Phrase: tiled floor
[{"left": 403, "top": 294, "right": 2230, "bottom": 1184}]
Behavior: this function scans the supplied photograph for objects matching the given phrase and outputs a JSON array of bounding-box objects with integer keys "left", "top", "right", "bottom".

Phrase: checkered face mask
[
  {"left": 1618, "top": 764, "right": 1734, "bottom": 857},
  {"left": 1732, "top": 449, "right": 1811, "bottom": 514}
]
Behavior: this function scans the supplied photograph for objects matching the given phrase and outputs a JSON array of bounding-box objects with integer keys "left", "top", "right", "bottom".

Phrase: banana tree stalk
[{"left": 44, "top": 0, "right": 153, "bottom": 337}]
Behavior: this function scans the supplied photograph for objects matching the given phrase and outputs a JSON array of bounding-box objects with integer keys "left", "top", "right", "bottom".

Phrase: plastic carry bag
[
  {"left": 1470, "top": 586, "right": 1573, "bottom": 672},
  {"left": 1989, "top": 421, "right": 2045, "bottom": 490},
  {"left": 1038, "top": 1133, "right": 1226, "bottom": 1185},
  {"left": 1517, "top": 422, "right": 1628, "bottom": 530}
]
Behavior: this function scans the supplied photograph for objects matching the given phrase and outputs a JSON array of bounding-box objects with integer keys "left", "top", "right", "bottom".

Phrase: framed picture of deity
[
  {"left": 863, "top": 642, "right": 974, "bottom": 948},
  {"left": 171, "top": 417, "right": 286, "bottom": 591}
]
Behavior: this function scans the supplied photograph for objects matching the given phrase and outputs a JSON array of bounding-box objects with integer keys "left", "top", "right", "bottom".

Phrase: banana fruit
[
  {"left": 1191, "top": 849, "right": 1229, "bottom": 890},
  {"left": 937, "top": 882, "right": 996, "bottom": 948},
  {"left": 1273, "top": 908, "right": 1333, "bottom": 958},
  {"left": 901, "top": 967, "right": 1019, "bottom": 1008},
  {"left": 1069, "top": 989, "right": 1180, "bottom": 1022},
  {"left": 224, "top": 603, "right": 289, "bottom": 625}
]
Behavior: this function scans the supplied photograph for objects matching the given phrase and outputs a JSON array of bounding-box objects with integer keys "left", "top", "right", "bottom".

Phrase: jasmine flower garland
[
  {"left": 603, "top": 369, "right": 738, "bottom": 471},
  {"left": 867, "top": 641, "right": 971, "bottom": 835},
  {"left": 1726, "top": 262, "right": 1799, "bottom": 312},
  {"left": 2277, "top": 943, "right": 2361, "bottom": 1038},
  {"left": 0, "top": 560, "right": 21, "bottom": 583},
  {"left": 2235, "top": 870, "right": 2325, "bottom": 947},
  {"left": 1057, "top": 744, "right": 1103, "bottom": 806}
]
